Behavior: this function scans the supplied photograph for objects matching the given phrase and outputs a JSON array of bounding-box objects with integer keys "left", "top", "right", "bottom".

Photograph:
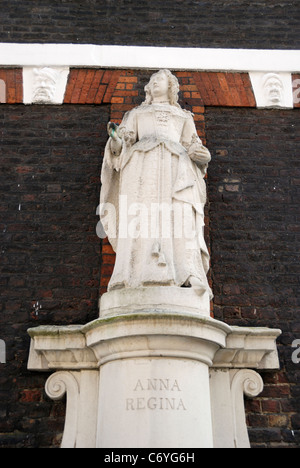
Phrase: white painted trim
[{"left": 0, "top": 43, "right": 299, "bottom": 73}]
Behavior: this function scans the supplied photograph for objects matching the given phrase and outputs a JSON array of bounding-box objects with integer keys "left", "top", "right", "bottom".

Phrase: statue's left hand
[{"left": 188, "top": 141, "right": 211, "bottom": 165}]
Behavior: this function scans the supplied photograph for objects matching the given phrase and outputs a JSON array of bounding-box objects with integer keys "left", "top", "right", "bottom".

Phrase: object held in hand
[{"left": 107, "top": 122, "right": 119, "bottom": 140}]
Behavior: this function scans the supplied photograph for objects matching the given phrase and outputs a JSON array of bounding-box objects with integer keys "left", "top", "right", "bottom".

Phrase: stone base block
[{"left": 99, "top": 286, "right": 211, "bottom": 318}]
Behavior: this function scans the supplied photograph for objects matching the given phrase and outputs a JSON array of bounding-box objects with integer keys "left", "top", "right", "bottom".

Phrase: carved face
[
  {"left": 263, "top": 75, "right": 283, "bottom": 105},
  {"left": 33, "top": 68, "right": 59, "bottom": 103},
  {"left": 150, "top": 72, "right": 170, "bottom": 101}
]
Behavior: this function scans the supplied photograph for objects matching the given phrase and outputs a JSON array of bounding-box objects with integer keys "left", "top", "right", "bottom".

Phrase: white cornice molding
[{"left": 0, "top": 43, "right": 299, "bottom": 73}]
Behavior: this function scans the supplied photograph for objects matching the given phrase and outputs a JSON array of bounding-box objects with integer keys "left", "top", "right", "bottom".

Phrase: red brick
[
  {"left": 86, "top": 70, "right": 104, "bottom": 104},
  {"left": 119, "top": 76, "right": 138, "bottom": 83},
  {"left": 225, "top": 73, "right": 243, "bottom": 106},
  {"left": 102, "top": 242, "right": 115, "bottom": 254},
  {"left": 20, "top": 389, "right": 42, "bottom": 403},
  {"left": 192, "top": 106, "right": 205, "bottom": 113},
  {"left": 113, "top": 90, "right": 138, "bottom": 97},
  {"left": 39, "top": 290, "right": 53, "bottom": 298},
  {"left": 193, "top": 73, "right": 214, "bottom": 105},
  {"left": 70, "top": 69, "right": 87, "bottom": 104},
  {"left": 64, "top": 69, "right": 79, "bottom": 103},
  {"left": 194, "top": 113, "right": 205, "bottom": 121},
  {"left": 191, "top": 71, "right": 256, "bottom": 107},
  {"left": 261, "top": 400, "right": 281, "bottom": 413},
  {"left": 15, "top": 69, "right": 23, "bottom": 103},
  {"left": 241, "top": 73, "right": 256, "bottom": 107},
  {"left": 208, "top": 73, "right": 224, "bottom": 106},
  {"left": 181, "top": 84, "right": 198, "bottom": 92},
  {"left": 7, "top": 87, "right": 16, "bottom": 103},
  {"left": 102, "top": 70, "right": 114, "bottom": 84},
  {"left": 100, "top": 276, "right": 110, "bottom": 287},
  {"left": 5, "top": 70, "right": 17, "bottom": 103},
  {"left": 216, "top": 72, "right": 233, "bottom": 106},
  {"left": 16, "top": 166, "right": 32, "bottom": 174},
  {"left": 103, "top": 70, "right": 122, "bottom": 103},
  {"left": 176, "top": 72, "right": 191, "bottom": 77},
  {"left": 101, "top": 264, "right": 114, "bottom": 276},
  {"left": 233, "top": 73, "right": 250, "bottom": 107},
  {"left": 78, "top": 70, "right": 96, "bottom": 104},
  {"left": 94, "top": 84, "right": 107, "bottom": 104},
  {"left": 269, "top": 415, "right": 289, "bottom": 428},
  {"left": 111, "top": 96, "right": 124, "bottom": 104},
  {"left": 102, "top": 254, "right": 116, "bottom": 265}
]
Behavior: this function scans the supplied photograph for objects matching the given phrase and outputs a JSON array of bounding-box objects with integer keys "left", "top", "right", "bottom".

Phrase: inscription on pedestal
[{"left": 126, "top": 378, "right": 187, "bottom": 411}]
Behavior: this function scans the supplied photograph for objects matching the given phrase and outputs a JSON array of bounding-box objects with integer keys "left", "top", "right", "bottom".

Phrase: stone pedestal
[{"left": 28, "top": 291, "right": 281, "bottom": 448}]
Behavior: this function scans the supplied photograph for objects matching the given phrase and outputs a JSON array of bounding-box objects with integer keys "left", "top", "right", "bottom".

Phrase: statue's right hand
[{"left": 107, "top": 122, "right": 119, "bottom": 141}]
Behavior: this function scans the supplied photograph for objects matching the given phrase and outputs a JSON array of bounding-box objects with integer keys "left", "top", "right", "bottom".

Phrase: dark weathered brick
[
  {"left": 206, "top": 107, "right": 300, "bottom": 448},
  {"left": 0, "top": 0, "right": 299, "bottom": 49},
  {"left": 0, "top": 105, "right": 109, "bottom": 447}
]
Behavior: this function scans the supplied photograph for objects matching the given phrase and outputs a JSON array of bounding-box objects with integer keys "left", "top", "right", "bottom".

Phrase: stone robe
[{"left": 100, "top": 102, "right": 211, "bottom": 292}]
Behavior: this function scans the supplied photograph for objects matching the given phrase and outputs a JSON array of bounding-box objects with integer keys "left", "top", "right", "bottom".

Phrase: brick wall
[
  {"left": 0, "top": 69, "right": 299, "bottom": 447},
  {"left": 0, "top": 105, "right": 108, "bottom": 447},
  {"left": 0, "top": 0, "right": 299, "bottom": 49},
  {"left": 205, "top": 107, "right": 300, "bottom": 447}
]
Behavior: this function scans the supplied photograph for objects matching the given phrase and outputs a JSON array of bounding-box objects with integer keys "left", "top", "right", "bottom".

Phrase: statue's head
[{"left": 143, "top": 70, "right": 180, "bottom": 107}]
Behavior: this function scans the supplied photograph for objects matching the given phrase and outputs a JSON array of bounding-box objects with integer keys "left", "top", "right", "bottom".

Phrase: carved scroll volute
[
  {"left": 231, "top": 369, "right": 264, "bottom": 448},
  {"left": 45, "top": 371, "right": 80, "bottom": 448}
]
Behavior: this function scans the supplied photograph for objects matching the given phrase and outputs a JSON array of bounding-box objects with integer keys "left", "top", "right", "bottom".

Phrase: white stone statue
[{"left": 100, "top": 69, "right": 212, "bottom": 298}]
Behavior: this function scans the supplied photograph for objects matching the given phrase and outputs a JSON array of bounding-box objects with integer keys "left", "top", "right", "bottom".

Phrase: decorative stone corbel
[
  {"left": 45, "top": 371, "right": 80, "bottom": 448},
  {"left": 45, "top": 370, "right": 99, "bottom": 448},
  {"left": 231, "top": 369, "right": 264, "bottom": 448},
  {"left": 210, "top": 368, "right": 264, "bottom": 448},
  {"left": 249, "top": 71, "right": 293, "bottom": 108},
  {"left": 23, "top": 66, "right": 69, "bottom": 104}
]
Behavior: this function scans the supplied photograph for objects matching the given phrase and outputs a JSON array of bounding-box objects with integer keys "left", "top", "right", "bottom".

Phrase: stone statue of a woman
[{"left": 100, "top": 69, "right": 212, "bottom": 301}]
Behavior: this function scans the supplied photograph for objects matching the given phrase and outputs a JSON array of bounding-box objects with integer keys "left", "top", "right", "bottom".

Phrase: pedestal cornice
[{"left": 28, "top": 312, "right": 281, "bottom": 371}]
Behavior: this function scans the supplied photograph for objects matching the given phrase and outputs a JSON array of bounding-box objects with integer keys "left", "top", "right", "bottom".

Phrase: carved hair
[
  {"left": 262, "top": 73, "right": 283, "bottom": 89},
  {"left": 33, "top": 67, "right": 60, "bottom": 84},
  {"left": 143, "top": 69, "right": 180, "bottom": 108}
]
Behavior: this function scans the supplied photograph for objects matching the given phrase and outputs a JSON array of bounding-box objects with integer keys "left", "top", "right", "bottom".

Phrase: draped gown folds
[{"left": 100, "top": 102, "right": 212, "bottom": 296}]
